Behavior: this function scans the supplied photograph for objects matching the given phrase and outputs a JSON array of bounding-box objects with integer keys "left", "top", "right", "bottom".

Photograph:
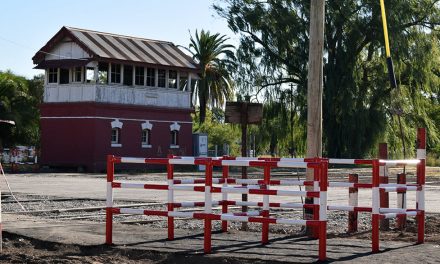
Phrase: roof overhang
[{"left": 33, "top": 59, "right": 91, "bottom": 69}]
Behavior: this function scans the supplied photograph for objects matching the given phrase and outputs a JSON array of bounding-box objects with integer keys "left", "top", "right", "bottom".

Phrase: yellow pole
[
  {"left": 380, "top": 0, "right": 391, "bottom": 58},
  {"left": 379, "top": 0, "right": 397, "bottom": 88}
]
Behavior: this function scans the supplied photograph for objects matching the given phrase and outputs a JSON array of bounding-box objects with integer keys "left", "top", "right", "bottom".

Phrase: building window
[
  {"left": 141, "top": 129, "right": 151, "bottom": 147},
  {"left": 111, "top": 63, "right": 121, "bottom": 83},
  {"left": 135, "top": 66, "right": 144, "bottom": 86},
  {"left": 169, "top": 122, "right": 180, "bottom": 148},
  {"left": 158, "top": 69, "right": 166, "bottom": 87},
  {"left": 98, "top": 62, "right": 108, "bottom": 84},
  {"left": 123, "top": 65, "right": 133, "bottom": 86},
  {"left": 168, "top": 70, "right": 177, "bottom": 88},
  {"left": 48, "top": 68, "right": 58, "bottom": 83},
  {"left": 179, "top": 72, "right": 188, "bottom": 91},
  {"left": 170, "top": 130, "right": 179, "bottom": 146},
  {"left": 141, "top": 121, "right": 153, "bottom": 148},
  {"left": 111, "top": 119, "right": 123, "bottom": 147},
  {"left": 86, "top": 67, "right": 95, "bottom": 83},
  {"left": 73, "top": 67, "right": 82, "bottom": 82},
  {"left": 146, "top": 68, "right": 155, "bottom": 86},
  {"left": 111, "top": 128, "right": 120, "bottom": 144},
  {"left": 59, "top": 68, "right": 69, "bottom": 84}
]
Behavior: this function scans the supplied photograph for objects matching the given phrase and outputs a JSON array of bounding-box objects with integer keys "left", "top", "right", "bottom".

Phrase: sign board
[
  {"left": 193, "top": 133, "right": 208, "bottom": 171},
  {"left": 225, "top": 102, "right": 263, "bottom": 124}
]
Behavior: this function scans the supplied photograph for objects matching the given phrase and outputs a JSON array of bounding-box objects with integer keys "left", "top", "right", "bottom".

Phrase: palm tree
[{"left": 188, "top": 30, "right": 235, "bottom": 124}]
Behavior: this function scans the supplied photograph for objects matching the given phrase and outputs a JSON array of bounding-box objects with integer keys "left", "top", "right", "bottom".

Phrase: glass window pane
[
  {"left": 135, "top": 66, "right": 145, "bottom": 86},
  {"left": 86, "top": 67, "right": 94, "bottom": 83},
  {"left": 168, "top": 70, "right": 177, "bottom": 88},
  {"left": 146, "top": 68, "right": 155, "bottom": 86},
  {"left": 98, "top": 63, "right": 108, "bottom": 84},
  {"left": 158, "top": 69, "right": 166, "bottom": 87},
  {"left": 74, "top": 67, "right": 82, "bottom": 82},
  {"left": 111, "top": 64, "right": 121, "bottom": 83}
]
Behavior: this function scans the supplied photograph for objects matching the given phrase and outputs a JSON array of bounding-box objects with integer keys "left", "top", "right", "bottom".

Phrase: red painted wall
[{"left": 40, "top": 102, "right": 193, "bottom": 172}]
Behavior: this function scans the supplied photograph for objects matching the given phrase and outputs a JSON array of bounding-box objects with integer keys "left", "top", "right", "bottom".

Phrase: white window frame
[
  {"left": 48, "top": 68, "right": 58, "bottom": 84},
  {"left": 157, "top": 69, "right": 166, "bottom": 88},
  {"left": 141, "top": 121, "right": 153, "bottom": 148},
  {"left": 111, "top": 119, "right": 123, "bottom": 147},
  {"left": 168, "top": 70, "right": 177, "bottom": 88},
  {"left": 72, "top": 67, "right": 83, "bottom": 83},
  {"left": 146, "top": 67, "right": 155, "bottom": 87},
  {"left": 110, "top": 63, "right": 122, "bottom": 84},
  {"left": 135, "top": 66, "right": 145, "bottom": 86},
  {"left": 169, "top": 122, "right": 180, "bottom": 148}
]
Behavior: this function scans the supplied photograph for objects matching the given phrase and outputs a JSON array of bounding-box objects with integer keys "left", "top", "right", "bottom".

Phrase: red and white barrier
[
  {"left": 105, "top": 128, "right": 427, "bottom": 259},
  {"left": 106, "top": 155, "right": 329, "bottom": 261},
  {"left": 371, "top": 128, "right": 426, "bottom": 252}
]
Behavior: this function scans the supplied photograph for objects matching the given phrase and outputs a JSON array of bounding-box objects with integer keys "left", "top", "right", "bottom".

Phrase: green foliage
[
  {"left": 215, "top": 0, "right": 440, "bottom": 158},
  {"left": 187, "top": 30, "right": 236, "bottom": 124},
  {"left": 0, "top": 71, "right": 43, "bottom": 147},
  {"left": 193, "top": 108, "right": 241, "bottom": 156}
]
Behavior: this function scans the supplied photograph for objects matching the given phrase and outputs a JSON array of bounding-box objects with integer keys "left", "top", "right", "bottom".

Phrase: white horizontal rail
[
  {"left": 169, "top": 158, "right": 195, "bottom": 165},
  {"left": 276, "top": 161, "right": 309, "bottom": 168},
  {"left": 379, "top": 159, "right": 420, "bottom": 166},
  {"left": 328, "top": 159, "right": 356, "bottom": 164},
  {"left": 120, "top": 183, "right": 146, "bottom": 189},
  {"left": 382, "top": 211, "right": 417, "bottom": 219},
  {"left": 327, "top": 205, "right": 354, "bottom": 211},
  {"left": 120, "top": 157, "right": 146, "bottom": 163},
  {"left": 382, "top": 186, "right": 417, "bottom": 192},
  {"left": 329, "top": 182, "right": 354, "bottom": 188}
]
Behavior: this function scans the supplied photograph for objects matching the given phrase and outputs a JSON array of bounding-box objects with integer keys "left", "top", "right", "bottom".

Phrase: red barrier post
[
  {"left": 396, "top": 173, "right": 406, "bottom": 230},
  {"left": 204, "top": 159, "right": 213, "bottom": 253},
  {"left": 416, "top": 128, "right": 426, "bottom": 244},
  {"left": 378, "top": 143, "right": 389, "bottom": 230},
  {"left": 221, "top": 157, "right": 229, "bottom": 232},
  {"left": 348, "top": 174, "right": 358, "bottom": 233},
  {"left": 312, "top": 160, "right": 320, "bottom": 239},
  {"left": 261, "top": 165, "right": 271, "bottom": 244},
  {"left": 318, "top": 160, "right": 328, "bottom": 261},
  {"left": 167, "top": 156, "right": 175, "bottom": 241},
  {"left": 372, "top": 159, "right": 380, "bottom": 253},
  {"left": 105, "top": 155, "right": 114, "bottom": 245}
]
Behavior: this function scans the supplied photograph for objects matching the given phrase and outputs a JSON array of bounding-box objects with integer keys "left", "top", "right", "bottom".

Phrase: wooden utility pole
[
  {"left": 240, "top": 102, "right": 248, "bottom": 230},
  {"left": 305, "top": 0, "right": 325, "bottom": 225}
]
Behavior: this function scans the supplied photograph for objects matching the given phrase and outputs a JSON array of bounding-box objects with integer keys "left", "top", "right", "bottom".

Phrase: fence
[
  {"left": 106, "top": 156, "right": 329, "bottom": 261},
  {"left": 105, "top": 128, "right": 426, "bottom": 261}
]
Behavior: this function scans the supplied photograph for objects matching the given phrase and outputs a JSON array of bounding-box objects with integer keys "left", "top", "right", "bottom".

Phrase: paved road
[{"left": 1, "top": 171, "right": 440, "bottom": 213}]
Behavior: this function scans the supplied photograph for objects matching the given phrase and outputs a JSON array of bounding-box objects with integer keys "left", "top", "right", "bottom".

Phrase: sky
[{"left": 0, "top": 0, "right": 237, "bottom": 78}]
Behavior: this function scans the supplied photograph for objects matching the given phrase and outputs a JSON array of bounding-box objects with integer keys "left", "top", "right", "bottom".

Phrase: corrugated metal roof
[{"left": 33, "top": 27, "right": 199, "bottom": 72}]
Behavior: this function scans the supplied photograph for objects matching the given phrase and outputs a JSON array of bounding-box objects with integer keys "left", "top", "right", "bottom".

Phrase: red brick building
[{"left": 33, "top": 27, "right": 199, "bottom": 171}]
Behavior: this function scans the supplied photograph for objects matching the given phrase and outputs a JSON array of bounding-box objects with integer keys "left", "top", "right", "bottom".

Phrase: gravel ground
[
  {"left": 2, "top": 192, "right": 438, "bottom": 242},
  {"left": 0, "top": 166, "right": 439, "bottom": 263}
]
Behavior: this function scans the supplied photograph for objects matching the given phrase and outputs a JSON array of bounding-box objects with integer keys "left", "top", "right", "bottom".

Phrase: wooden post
[
  {"left": 348, "top": 174, "right": 359, "bottom": 233},
  {"left": 241, "top": 103, "right": 248, "bottom": 230},
  {"left": 379, "top": 143, "right": 389, "bottom": 230},
  {"left": 396, "top": 173, "right": 406, "bottom": 230},
  {"left": 305, "top": 0, "right": 325, "bottom": 234}
]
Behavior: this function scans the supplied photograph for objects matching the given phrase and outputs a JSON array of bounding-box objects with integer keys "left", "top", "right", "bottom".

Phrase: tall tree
[
  {"left": 215, "top": 0, "right": 440, "bottom": 158},
  {"left": 188, "top": 30, "right": 236, "bottom": 124},
  {"left": 0, "top": 71, "right": 41, "bottom": 147}
]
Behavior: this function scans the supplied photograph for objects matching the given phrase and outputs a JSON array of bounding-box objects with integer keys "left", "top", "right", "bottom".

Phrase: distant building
[{"left": 33, "top": 26, "right": 199, "bottom": 171}]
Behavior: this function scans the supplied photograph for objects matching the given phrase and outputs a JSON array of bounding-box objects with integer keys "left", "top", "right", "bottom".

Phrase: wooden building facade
[{"left": 33, "top": 26, "right": 199, "bottom": 171}]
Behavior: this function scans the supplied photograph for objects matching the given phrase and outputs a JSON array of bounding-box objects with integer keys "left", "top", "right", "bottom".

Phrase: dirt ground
[
  {"left": 0, "top": 231, "right": 289, "bottom": 264},
  {"left": 0, "top": 167, "right": 439, "bottom": 263},
  {"left": 1, "top": 215, "right": 440, "bottom": 264}
]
